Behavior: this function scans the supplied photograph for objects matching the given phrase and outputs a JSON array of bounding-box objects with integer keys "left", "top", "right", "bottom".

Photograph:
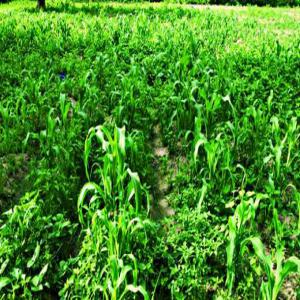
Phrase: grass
[{"left": 0, "top": 0, "right": 299, "bottom": 299}]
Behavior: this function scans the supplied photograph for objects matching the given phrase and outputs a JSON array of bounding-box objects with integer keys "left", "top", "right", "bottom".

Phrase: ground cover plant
[{"left": 0, "top": 0, "right": 299, "bottom": 299}]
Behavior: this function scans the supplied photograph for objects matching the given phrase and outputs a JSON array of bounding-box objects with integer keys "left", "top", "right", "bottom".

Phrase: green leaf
[
  {"left": 193, "top": 134, "right": 207, "bottom": 162},
  {"left": 78, "top": 182, "right": 104, "bottom": 224},
  {"left": 0, "top": 259, "right": 9, "bottom": 275},
  {"left": 120, "top": 284, "right": 149, "bottom": 300},
  {"left": 242, "top": 237, "right": 273, "bottom": 284},
  {"left": 226, "top": 216, "right": 236, "bottom": 294},
  {"left": 27, "top": 243, "right": 41, "bottom": 268},
  {"left": 116, "top": 265, "right": 132, "bottom": 289},
  {"left": 117, "top": 126, "right": 126, "bottom": 156},
  {"left": 273, "top": 256, "right": 300, "bottom": 299},
  {"left": 32, "top": 275, "right": 40, "bottom": 287},
  {"left": 0, "top": 277, "right": 10, "bottom": 290}
]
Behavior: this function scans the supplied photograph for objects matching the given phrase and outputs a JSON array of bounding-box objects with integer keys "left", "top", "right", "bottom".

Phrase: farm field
[{"left": 0, "top": 1, "right": 299, "bottom": 299}]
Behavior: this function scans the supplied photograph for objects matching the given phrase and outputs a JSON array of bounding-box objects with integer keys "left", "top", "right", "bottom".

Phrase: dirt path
[{"left": 150, "top": 124, "right": 175, "bottom": 219}]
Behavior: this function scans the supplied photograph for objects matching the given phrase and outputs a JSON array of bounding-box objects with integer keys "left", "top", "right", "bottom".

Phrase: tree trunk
[{"left": 37, "top": 0, "right": 45, "bottom": 9}]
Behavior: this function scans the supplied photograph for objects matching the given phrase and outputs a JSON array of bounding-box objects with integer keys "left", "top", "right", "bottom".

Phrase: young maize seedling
[
  {"left": 241, "top": 237, "right": 300, "bottom": 300},
  {"left": 286, "top": 117, "right": 299, "bottom": 168},
  {"left": 226, "top": 193, "right": 267, "bottom": 295},
  {"left": 70, "top": 125, "right": 150, "bottom": 300},
  {"left": 80, "top": 125, "right": 149, "bottom": 224}
]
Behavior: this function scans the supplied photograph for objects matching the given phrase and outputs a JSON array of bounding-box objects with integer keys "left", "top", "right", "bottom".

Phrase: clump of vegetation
[
  {"left": 0, "top": 192, "right": 76, "bottom": 298},
  {"left": 153, "top": 209, "right": 225, "bottom": 299},
  {"left": 0, "top": 0, "right": 299, "bottom": 299},
  {"left": 60, "top": 125, "right": 152, "bottom": 299}
]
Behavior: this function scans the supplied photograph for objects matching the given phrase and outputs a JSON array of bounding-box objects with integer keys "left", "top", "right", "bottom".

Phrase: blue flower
[{"left": 59, "top": 72, "right": 66, "bottom": 80}]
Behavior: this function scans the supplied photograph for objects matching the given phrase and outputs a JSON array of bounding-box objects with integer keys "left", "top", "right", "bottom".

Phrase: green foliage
[
  {"left": 67, "top": 0, "right": 300, "bottom": 6},
  {"left": 154, "top": 209, "right": 225, "bottom": 299},
  {"left": 79, "top": 125, "right": 150, "bottom": 220},
  {"left": 0, "top": 1, "right": 299, "bottom": 299},
  {"left": 225, "top": 192, "right": 266, "bottom": 295},
  {"left": 226, "top": 192, "right": 300, "bottom": 298},
  {"left": 170, "top": 0, "right": 300, "bottom": 6},
  {"left": 241, "top": 237, "right": 300, "bottom": 300},
  {"left": 0, "top": 192, "right": 76, "bottom": 299},
  {"left": 60, "top": 125, "right": 152, "bottom": 299}
]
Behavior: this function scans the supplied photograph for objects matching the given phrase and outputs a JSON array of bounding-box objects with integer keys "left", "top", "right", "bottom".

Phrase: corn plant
[
  {"left": 226, "top": 192, "right": 267, "bottom": 295},
  {"left": 60, "top": 208, "right": 151, "bottom": 300},
  {"left": 241, "top": 237, "right": 300, "bottom": 300},
  {"left": 193, "top": 129, "right": 234, "bottom": 185},
  {"left": 62, "top": 125, "right": 151, "bottom": 299},
  {"left": 267, "top": 116, "right": 287, "bottom": 180},
  {"left": 285, "top": 117, "right": 299, "bottom": 168},
  {"left": 79, "top": 125, "right": 150, "bottom": 224}
]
